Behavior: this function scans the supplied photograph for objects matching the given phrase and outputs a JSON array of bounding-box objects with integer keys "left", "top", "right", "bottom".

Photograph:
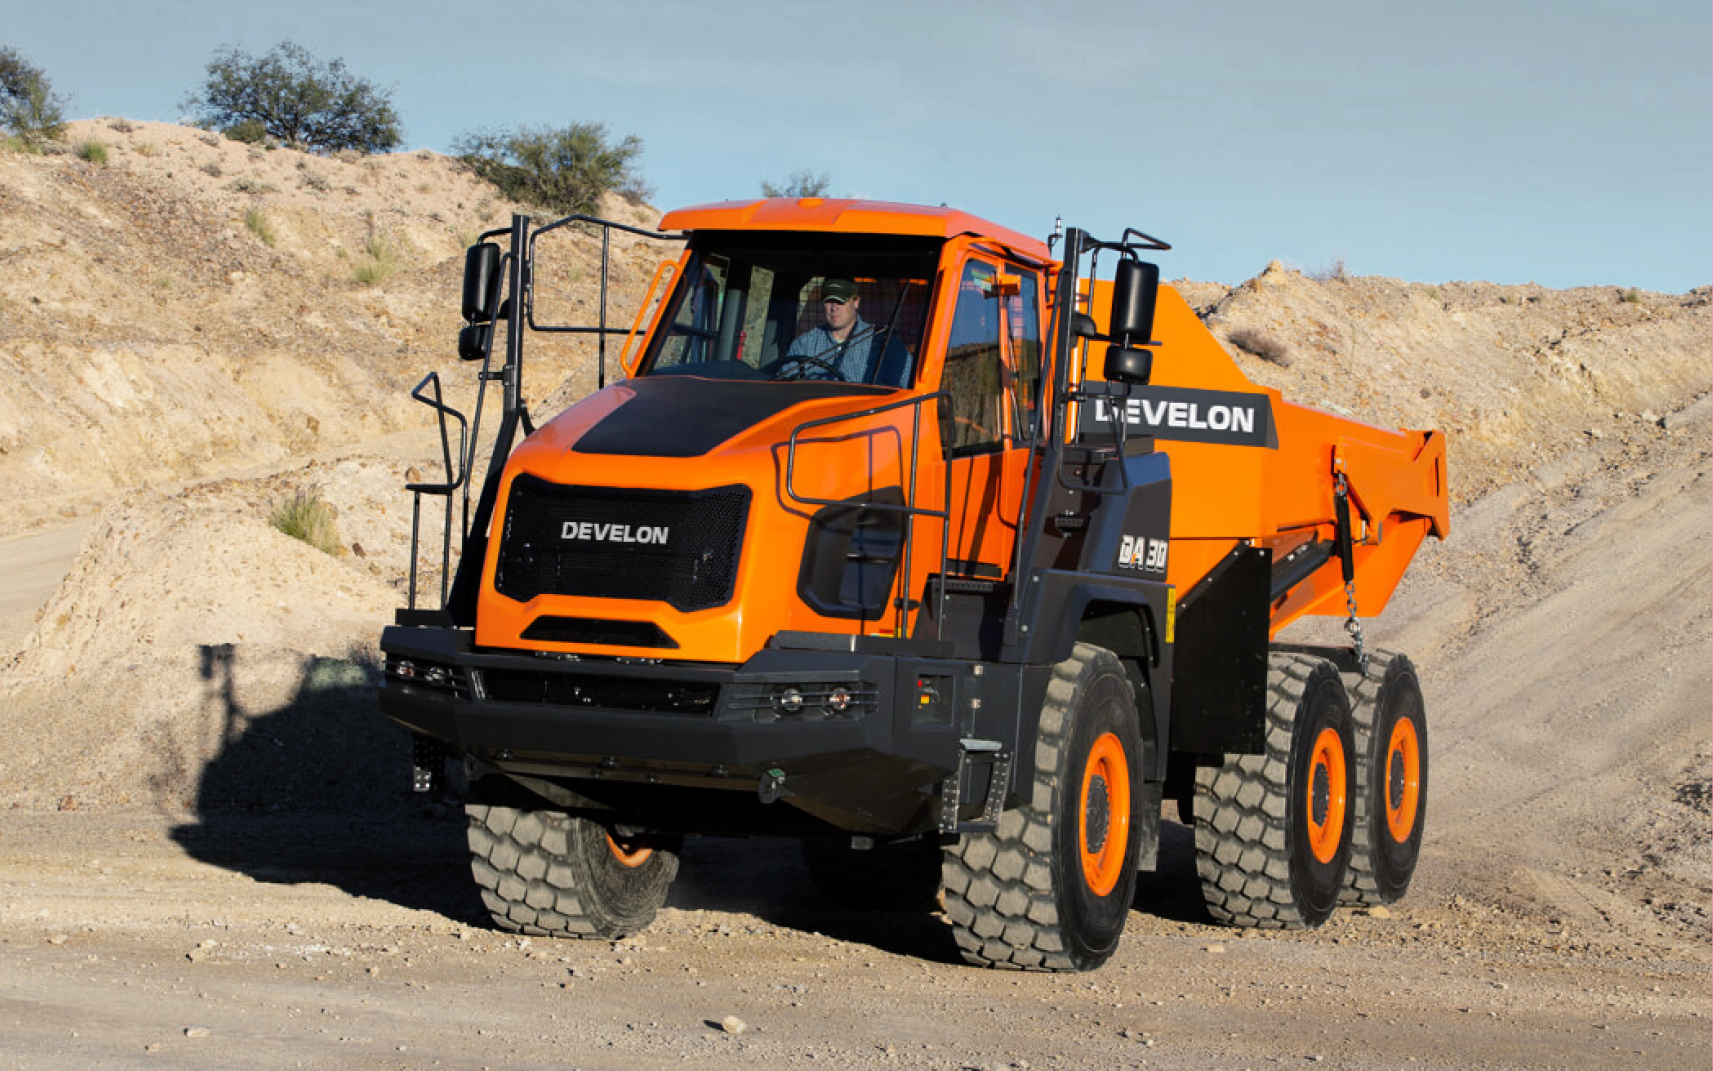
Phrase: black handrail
[
  {"left": 524, "top": 214, "right": 685, "bottom": 388},
  {"left": 404, "top": 372, "right": 468, "bottom": 611},
  {"left": 784, "top": 391, "right": 952, "bottom": 639}
]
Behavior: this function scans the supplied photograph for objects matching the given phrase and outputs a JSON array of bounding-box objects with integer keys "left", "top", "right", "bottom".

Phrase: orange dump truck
[{"left": 379, "top": 199, "right": 1448, "bottom": 971}]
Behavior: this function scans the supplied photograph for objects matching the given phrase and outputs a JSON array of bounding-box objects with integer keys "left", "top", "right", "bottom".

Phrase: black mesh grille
[{"left": 495, "top": 476, "right": 750, "bottom": 612}]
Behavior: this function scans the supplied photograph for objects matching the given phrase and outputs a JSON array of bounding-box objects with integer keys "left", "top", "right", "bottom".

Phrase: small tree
[
  {"left": 186, "top": 41, "right": 401, "bottom": 154},
  {"left": 0, "top": 46, "right": 66, "bottom": 147},
  {"left": 762, "top": 169, "right": 831, "bottom": 198},
  {"left": 455, "top": 123, "right": 647, "bottom": 216}
]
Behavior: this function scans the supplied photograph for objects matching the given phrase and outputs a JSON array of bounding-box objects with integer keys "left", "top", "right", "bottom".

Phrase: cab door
[{"left": 931, "top": 253, "right": 1045, "bottom": 585}]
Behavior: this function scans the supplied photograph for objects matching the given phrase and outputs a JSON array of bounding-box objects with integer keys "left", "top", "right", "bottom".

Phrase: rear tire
[
  {"left": 465, "top": 779, "right": 679, "bottom": 939},
  {"left": 1194, "top": 652, "right": 1355, "bottom": 928},
  {"left": 943, "top": 643, "right": 1144, "bottom": 971},
  {"left": 1341, "top": 652, "right": 1428, "bottom": 905}
]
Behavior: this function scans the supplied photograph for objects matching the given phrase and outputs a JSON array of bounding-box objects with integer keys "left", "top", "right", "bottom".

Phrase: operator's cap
[{"left": 821, "top": 278, "right": 857, "bottom": 303}]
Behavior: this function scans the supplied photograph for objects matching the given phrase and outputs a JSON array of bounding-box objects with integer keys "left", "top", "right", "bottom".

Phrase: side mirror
[
  {"left": 462, "top": 243, "right": 502, "bottom": 324},
  {"left": 1108, "top": 258, "right": 1159, "bottom": 346},
  {"left": 1104, "top": 258, "right": 1159, "bottom": 384},
  {"left": 1103, "top": 343, "right": 1153, "bottom": 384},
  {"left": 458, "top": 322, "right": 493, "bottom": 362}
]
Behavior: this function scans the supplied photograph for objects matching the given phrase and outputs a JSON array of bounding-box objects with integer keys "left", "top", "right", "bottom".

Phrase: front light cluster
[
  {"left": 729, "top": 680, "right": 875, "bottom": 722},
  {"left": 387, "top": 657, "right": 472, "bottom": 699},
  {"left": 771, "top": 684, "right": 857, "bottom": 716}
]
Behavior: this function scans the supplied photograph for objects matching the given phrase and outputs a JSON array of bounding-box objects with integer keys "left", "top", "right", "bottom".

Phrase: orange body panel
[
  {"left": 1083, "top": 284, "right": 1448, "bottom": 634},
  {"left": 660, "top": 199, "right": 1052, "bottom": 262},
  {"left": 473, "top": 387, "right": 935, "bottom": 662}
]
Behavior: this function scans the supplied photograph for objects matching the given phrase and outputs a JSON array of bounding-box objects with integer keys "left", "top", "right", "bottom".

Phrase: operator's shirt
[{"left": 786, "top": 321, "right": 912, "bottom": 385}]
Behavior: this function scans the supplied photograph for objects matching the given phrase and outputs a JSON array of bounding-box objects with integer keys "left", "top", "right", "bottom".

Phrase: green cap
[{"left": 821, "top": 279, "right": 857, "bottom": 303}]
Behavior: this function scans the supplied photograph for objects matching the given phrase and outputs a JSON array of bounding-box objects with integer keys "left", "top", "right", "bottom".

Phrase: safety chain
[{"left": 1334, "top": 470, "right": 1370, "bottom": 676}]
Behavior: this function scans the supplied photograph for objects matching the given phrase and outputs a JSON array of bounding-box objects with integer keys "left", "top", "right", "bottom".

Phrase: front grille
[
  {"left": 495, "top": 476, "right": 750, "bottom": 612},
  {"left": 522, "top": 616, "right": 679, "bottom": 649},
  {"left": 479, "top": 668, "right": 719, "bottom": 715}
]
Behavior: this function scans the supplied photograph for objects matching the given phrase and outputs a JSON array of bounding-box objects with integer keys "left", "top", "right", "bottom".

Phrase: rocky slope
[{"left": 0, "top": 119, "right": 663, "bottom": 536}]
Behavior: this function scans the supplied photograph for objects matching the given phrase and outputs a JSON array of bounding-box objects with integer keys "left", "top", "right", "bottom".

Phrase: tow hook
[{"left": 758, "top": 767, "right": 793, "bottom": 804}]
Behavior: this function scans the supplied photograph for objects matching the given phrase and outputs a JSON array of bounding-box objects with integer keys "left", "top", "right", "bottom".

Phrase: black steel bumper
[{"left": 377, "top": 625, "right": 999, "bottom": 835}]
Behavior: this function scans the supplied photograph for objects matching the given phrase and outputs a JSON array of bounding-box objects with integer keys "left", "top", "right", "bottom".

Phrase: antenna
[{"left": 1048, "top": 216, "right": 1063, "bottom": 254}]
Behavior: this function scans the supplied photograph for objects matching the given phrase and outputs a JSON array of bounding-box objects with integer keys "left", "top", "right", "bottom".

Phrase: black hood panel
[{"left": 572, "top": 376, "right": 889, "bottom": 458}]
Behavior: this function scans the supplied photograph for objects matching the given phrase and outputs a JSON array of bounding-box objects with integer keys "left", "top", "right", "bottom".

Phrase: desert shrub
[
  {"left": 0, "top": 46, "right": 65, "bottom": 147},
  {"left": 1308, "top": 257, "right": 1348, "bottom": 283},
  {"left": 270, "top": 488, "right": 342, "bottom": 556},
  {"left": 107, "top": 117, "right": 134, "bottom": 133},
  {"left": 223, "top": 117, "right": 269, "bottom": 145},
  {"left": 353, "top": 232, "right": 397, "bottom": 284},
  {"left": 1620, "top": 288, "right": 1642, "bottom": 304},
  {"left": 244, "top": 207, "right": 276, "bottom": 246},
  {"left": 1228, "top": 327, "right": 1293, "bottom": 367},
  {"left": 762, "top": 168, "right": 831, "bottom": 198},
  {"left": 186, "top": 41, "right": 401, "bottom": 154},
  {"left": 75, "top": 140, "right": 107, "bottom": 165},
  {"left": 454, "top": 122, "right": 646, "bottom": 215}
]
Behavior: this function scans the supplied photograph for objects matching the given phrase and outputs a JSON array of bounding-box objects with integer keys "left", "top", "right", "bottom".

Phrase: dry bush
[
  {"left": 270, "top": 487, "right": 342, "bottom": 556},
  {"left": 1228, "top": 327, "right": 1293, "bottom": 367}
]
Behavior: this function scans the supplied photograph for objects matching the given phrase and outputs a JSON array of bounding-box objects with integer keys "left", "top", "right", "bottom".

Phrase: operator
[{"left": 779, "top": 278, "right": 912, "bottom": 386}]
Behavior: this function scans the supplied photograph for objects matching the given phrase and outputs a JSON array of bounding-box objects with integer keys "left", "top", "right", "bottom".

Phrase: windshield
[{"left": 641, "top": 232, "right": 940, "bottom": 388}]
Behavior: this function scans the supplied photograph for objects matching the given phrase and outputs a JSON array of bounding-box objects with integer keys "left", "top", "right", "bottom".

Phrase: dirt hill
[{"left": 0, "top": 118, "right": 663, "bottom": 537}]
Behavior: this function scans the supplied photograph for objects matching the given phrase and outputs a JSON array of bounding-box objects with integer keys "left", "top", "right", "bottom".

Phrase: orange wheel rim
[
  {"left": 1305, "top": 726, "right": 1347, "bottom": 864},
  {"left": 1079, "top": 732, "right": 1131, "bottom": 896},
  {"left": 1384, "top": 717, "right": 1422, "bottom": 842},
  {"left": 607, "top": 834, "right": 653, "bottom": 868}
]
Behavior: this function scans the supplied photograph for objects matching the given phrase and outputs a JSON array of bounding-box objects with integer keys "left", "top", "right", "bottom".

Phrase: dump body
[{"left": 1081, "top": 283, "right": 1448, "bottom": 635}]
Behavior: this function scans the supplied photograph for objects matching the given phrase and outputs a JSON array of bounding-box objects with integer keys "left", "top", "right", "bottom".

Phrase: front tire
[
  {"left": 465, "top": 779, "right": 679, "bottom": 939},
  {"left": 1195, "top": 652, "right": 1356, "bottom": 928},
  {"left": 1341, "top": 652, "right": 1428, "bottom": 905},
  {"left": 943, "top": 643, "right": 1145, "bottom": 971}
]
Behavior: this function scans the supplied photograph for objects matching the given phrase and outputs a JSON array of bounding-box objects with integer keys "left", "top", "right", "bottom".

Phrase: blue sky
[{"left": 7, "top": 0, "right": 1709, "bottom": 291}]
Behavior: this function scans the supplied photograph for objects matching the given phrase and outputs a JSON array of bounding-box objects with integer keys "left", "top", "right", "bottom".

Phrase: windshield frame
[{"left": 637, "top": 230, "right": 944, "bottom": 389}]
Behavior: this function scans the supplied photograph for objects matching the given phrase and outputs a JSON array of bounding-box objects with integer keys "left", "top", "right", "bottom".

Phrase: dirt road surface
[{"left": 0, "top": 399, "right": 1706, "bottom": 1070}]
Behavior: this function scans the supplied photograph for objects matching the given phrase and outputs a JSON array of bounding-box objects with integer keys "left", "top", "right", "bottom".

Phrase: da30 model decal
[
  {"left": 1079, "top": 386, "right": 1278, "bottom": 449},
  {"left": 1115, "top": 533, "right": 1168, "bottom": 576}
]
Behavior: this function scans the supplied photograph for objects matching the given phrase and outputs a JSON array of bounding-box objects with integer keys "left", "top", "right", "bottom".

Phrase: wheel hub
[
  {"left": 1084, "top": 774, "right": 1111, "bottom": 855},
  {"left": 1388, "top": 749, "right": 1407, "bottom": 812},
  {"left": 1311, "top": 764, "right": 1331, "bottom": 828}
]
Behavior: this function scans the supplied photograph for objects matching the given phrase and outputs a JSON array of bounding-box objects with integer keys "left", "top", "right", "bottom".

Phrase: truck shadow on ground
[
  {"left": 172, "top": 644, "right": 1213, "bottom": 958},
  {"left": 169, "top": 644, "right": 487, "bottom": 923},
  {"left": 666, "top": 837, "right": 968, "bottom": 964}
]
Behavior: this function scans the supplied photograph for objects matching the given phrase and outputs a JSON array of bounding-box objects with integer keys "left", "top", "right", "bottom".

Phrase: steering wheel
[{"left": 770, "top": 353, "right": 847, "bottom": 382}]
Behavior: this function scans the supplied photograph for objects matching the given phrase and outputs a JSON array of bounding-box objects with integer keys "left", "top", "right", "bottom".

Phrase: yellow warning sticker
[{"left": 1165, "top": 588, "right": 1177, "bottom": 645}]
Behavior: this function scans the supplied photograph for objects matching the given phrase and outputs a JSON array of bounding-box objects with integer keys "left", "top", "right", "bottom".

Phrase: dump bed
[{"left": 1082, "top": 283, "right": 1448, "bottom": 635}]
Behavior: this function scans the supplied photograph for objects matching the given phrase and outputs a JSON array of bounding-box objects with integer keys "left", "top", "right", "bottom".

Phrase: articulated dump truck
[{"left": 379, "top": 199, "right": 1448, "bottom": 971}]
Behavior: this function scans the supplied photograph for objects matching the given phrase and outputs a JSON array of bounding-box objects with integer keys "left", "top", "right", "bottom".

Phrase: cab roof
[{"left": 657, "top": 198, "right": 1053, "bottom": 263}]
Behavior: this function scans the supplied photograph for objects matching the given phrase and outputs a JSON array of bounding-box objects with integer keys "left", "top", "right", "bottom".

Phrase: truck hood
[{"left": 560, "top": 376, "right": 893, "bottom": 459}]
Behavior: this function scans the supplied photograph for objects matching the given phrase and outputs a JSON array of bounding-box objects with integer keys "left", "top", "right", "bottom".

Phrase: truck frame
[{"left": 379, "top": 198, "right": 1448, "bottom": 971}]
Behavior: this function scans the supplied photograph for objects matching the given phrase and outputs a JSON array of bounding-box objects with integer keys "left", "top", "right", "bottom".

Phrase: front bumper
[{"left": 378, "top": 625, "right": 983, "bottom": 835}]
